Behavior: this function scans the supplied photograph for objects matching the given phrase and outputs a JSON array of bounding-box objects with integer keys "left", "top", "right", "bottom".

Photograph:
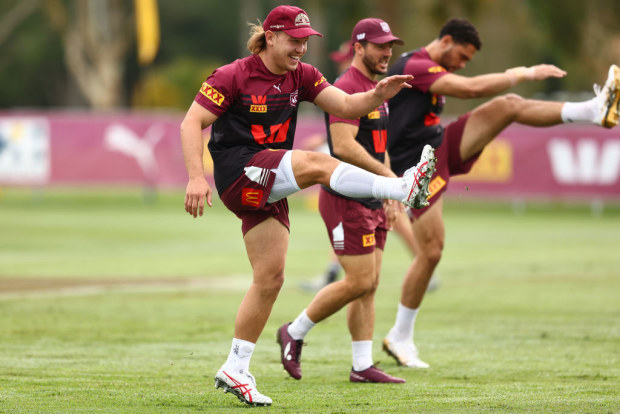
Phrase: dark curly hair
[{"left": 439, "top": 18, "right": 482, "bottom": 50}]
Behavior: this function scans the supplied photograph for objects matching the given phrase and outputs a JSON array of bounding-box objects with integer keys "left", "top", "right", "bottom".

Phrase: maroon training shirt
[
  {"left": 323, "top": 65, "right": 388, "bottom": 209},
  {"left": 387, "top": 47, "right": 449, "bottom": 176},
  {"left": 194, "top": 54, "right": 331, "bottom": 194}
]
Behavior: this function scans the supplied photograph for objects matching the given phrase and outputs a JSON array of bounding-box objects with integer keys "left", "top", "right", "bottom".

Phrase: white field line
[{"left": 0, "top": 275, "right": 251, "bottom": 300}]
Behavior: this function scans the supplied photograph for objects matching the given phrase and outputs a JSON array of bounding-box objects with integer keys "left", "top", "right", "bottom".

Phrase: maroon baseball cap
[
  {"left": 330, "top": 41, "right": 354, "bottom": 63},
  {"left": 351, "top": 18, "right": 403, "bottom": 45},
  {"left": 263, "top": 5, "right": 323, "bottom": 38}
]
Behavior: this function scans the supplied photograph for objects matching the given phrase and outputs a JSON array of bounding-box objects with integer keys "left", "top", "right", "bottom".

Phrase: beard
[{"left": 362, "top": 54, "right": 387, "bottom": 76}]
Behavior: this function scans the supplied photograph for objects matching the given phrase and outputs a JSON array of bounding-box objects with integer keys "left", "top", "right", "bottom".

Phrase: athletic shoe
[
  {"left": 402, "top": 144, "right": 437, "bottom": 209},
  {"left": 299, "top": 273, "right": 335, "bottom": 292},
  {"left": 593, "top": 64, "right": 620, "bottom": 128},
  {"left": 214, "top": 368, "right": 272, "bottom": 406},
  {"left": 350, "top": 365, "right": 406, "bottom": 383},
  {"left": 276, "top": 323, "right": 303, "bottom": 380},
  {"left": 382, "top": 337, "right": 430, "bottom": 369},
  {"left": 426, "top": 274, "right": 440, "bottom": 293}
]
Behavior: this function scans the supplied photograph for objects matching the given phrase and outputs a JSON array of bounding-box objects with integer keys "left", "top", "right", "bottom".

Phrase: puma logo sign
[{"left": 283, "top": 342, "right": 292, "bottom": 361}]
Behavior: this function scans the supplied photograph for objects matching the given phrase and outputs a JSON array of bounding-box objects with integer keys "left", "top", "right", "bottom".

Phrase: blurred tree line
[{"left": 1, "top": 0, "right": 619, "bottom": 114}]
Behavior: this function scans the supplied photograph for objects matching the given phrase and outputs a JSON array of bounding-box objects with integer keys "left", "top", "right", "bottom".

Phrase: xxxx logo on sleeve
[
  {"left": 200, "top": 82, "right": 225, "bottom": 106},
  {"left": 428, "top": 65, "right": 446, "bottom": 74},
  {"left": 362, "top": 233, "right": 376, "bottom": 247},
  {"left": 314, "top": 76, "right": 327, "bottom": 87}
]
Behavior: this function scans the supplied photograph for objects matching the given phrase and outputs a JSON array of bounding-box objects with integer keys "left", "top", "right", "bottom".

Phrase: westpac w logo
[{"left": 547, "top": 138, "right": 620, "bottom": 184}]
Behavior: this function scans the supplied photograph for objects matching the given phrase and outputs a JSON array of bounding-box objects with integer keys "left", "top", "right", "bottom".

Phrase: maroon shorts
[
  {"left": 318, "top": 188, "right": 388, "bottom": 255},
  {"left": 409, "top": 112, "right": 481, "bottom": 220},
  {"left": 219, "top": 149, "right": 290, "bottom": 236}
]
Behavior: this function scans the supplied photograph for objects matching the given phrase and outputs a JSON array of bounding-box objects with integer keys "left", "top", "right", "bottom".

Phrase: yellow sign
[
  {"left": 427, "top": 175, "right": 446, "bottom": 199},
  {"left": 453, "top": 140, "right": 513, "bottom": 183},
  {"left": 250, "top": 105, "right": 267, "bottom": 113},
  {"left": 200, "top": 82, "right": 225, "bottom": 106},
  {"left": 362, "top": 233, "right": 376, "bottom": 247}
]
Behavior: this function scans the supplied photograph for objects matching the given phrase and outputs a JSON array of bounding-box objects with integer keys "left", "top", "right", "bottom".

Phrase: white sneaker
[
  {"left": 382, "top": 337, "right": 430, "bottom": 369},
  {"left": 402, "top": 144, "right": 437, "bottom": 209},
  {"left": 214, "top": 368, "right": 272, "bottom": 406},
  {"left": 593, "top": 64, "right": 620, "bottom": 128}
]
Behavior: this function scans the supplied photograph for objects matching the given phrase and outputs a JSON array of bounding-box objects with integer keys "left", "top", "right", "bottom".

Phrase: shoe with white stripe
[
  {"left": 214, "top": 368, "right": 272, "bottom": 406},
  {"left": 276, "top": 323, "right": 303, "bottom": 380},
  {"left": 401, "top": 144, "right": 436, "bottom": 209},
  {"left": 593, "top": 64, "right": 620, "bottom": 128}
]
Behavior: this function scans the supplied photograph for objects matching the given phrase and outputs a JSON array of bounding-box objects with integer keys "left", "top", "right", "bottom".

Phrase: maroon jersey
[
  {"left": 387, "top": 47, "right": 449, "bottom": 176},
  {"left": 195, "top": 54, "right": 330, "bottom": 194},
  {"left": 323, "top": 66, "right": 388, "bottom": 209}
]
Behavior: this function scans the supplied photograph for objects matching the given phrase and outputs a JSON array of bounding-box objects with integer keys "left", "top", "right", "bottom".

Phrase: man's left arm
[
  {"left": 330, "top": 122, "right": 395, "bottom": 178},
  {"left": 430, "top": 64, "right": 566, "bottom": 99}
]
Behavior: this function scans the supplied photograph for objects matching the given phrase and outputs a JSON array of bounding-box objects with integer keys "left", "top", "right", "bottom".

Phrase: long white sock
[
  {"left": 329, "top": 163, "right": 405, "bottom": 200},
  {"left": 287, "top": 309, "right": 316, "bottom": 340},
  {"left": 389, "top": 303, "right": 419, "bottom": 343},
  {"left": 560, "top": 98, "right": 598, "bottom": 123},
  {"left": 223, "top": 338, "right": 255, "bottom": 373},
  {"left": 352, "top": 340, "right": 373, "bottom": 371}
]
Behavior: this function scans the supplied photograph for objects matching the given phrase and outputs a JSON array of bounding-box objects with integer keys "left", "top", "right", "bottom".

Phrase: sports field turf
[{"left": 0, "top": 188, "right": 619, "bottom": 413}]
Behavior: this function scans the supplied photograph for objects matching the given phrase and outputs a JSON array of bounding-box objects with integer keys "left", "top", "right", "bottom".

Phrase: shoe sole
[
  {"left": 382, "top": 339, "right": 407, "bottom": 366},
  {"left": 603, "top": 64, "right": 620, "bottom": 128},
  {"left": 412, "top": 153, "right": 437, "bottom": 209},
  {"left": 215, "top": 377, "right": 271, "bottom": 407},
  {"left": 382, "top": 339, "right": 430, "bottom": 369}
]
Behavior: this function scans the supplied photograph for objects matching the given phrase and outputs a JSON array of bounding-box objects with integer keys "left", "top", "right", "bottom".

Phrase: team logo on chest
[
  {"left": 250, "top": 95, "right": 267, "bottom": 113},
  {"left": 290, "top": 90, "right": 299, "bottom": 107}
]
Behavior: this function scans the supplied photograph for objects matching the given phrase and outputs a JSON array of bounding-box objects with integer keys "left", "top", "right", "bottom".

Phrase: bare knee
[
  {"left": 492, "top": 93, "right": 526, "bottom": 118},
  {"left": 254, "top": 271, "right": 285, "bottom": 298},
  {"left": 292, "top": 150, "right": 339, "bottom": 188},
  {"left": 418, "top": 238, "right": 444, "bottom": 267},
  {"left": 342, "top": 273, "right": 375, "bottom": 300}
]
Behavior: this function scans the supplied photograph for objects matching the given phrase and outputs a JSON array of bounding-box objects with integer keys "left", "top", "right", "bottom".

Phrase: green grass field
[{"left": 0, "top": 188, "right": 619, "bottom": 413}]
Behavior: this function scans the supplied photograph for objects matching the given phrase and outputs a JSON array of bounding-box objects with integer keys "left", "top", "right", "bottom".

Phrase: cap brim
[
  {"left": 283, "top": 27, "right": 323, "bottom": 38},
  {"left": 364, "top": 35, "right": 404, "bottom": 45}
]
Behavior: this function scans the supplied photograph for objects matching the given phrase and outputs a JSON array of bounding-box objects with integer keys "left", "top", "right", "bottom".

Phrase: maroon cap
[
  {"left": 351, "top": 18, "right": 403, "bottom": 45},
  {"left": 330, "top": 41, "right": 354, "bottom": 63},
  {"left": 263, "top": 5, "right": 323, "bottom": 38}
]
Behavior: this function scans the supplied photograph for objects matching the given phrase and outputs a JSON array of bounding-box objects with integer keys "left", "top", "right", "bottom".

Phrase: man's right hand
[{"left": 185, "top": 176, "right": 212, "bottom": 217}]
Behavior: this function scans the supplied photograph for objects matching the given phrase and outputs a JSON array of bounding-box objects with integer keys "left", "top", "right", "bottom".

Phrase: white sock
[
  {"left": 352, "top": 340, "right": 373, "bottom": 371},
  {"left": 223, "top": 338, "right": 255, "bottom": 373},
  {"left": 560, "top": 98, "right": 598, "bottom": 123},
  {"left": 329, "top": 163, "right": 405, "bottom": 200},
  {"left": 287, "top": 309, "right": 316, "bottom": 340},
  {"left": 389, "top": 303, "right": 419, "bottom": 343},
  {"left": 371, "top": 175, "right": 407, "bottom": 200}
]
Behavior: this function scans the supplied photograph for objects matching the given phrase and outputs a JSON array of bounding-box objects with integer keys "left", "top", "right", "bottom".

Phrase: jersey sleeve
[
  {"left": 194, "top": 64, "right": 236, "bottom": 116},
  {"left": 300, "top": 63, "right": 331, "bottom": 102},
  {"left": 405, "top": 58, "right": 449, "bottom": 93}
]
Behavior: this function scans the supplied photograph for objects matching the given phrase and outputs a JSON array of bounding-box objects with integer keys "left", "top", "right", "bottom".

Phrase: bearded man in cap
[
  {"left": 276, "top": 17, "right": 429, "bottom": 385},
  {"left": 181, "top": 5, "right": 436, "bottom": 406}
]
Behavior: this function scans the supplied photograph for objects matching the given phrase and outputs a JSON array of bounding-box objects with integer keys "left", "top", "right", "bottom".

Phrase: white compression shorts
[{"left": 268, "top": 150, "right": 301, "bottom": 203}]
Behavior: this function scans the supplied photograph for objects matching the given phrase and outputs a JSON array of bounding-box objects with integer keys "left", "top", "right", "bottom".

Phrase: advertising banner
[{"left": 1, "top": 112, "right": 618, "bottom": 201}]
